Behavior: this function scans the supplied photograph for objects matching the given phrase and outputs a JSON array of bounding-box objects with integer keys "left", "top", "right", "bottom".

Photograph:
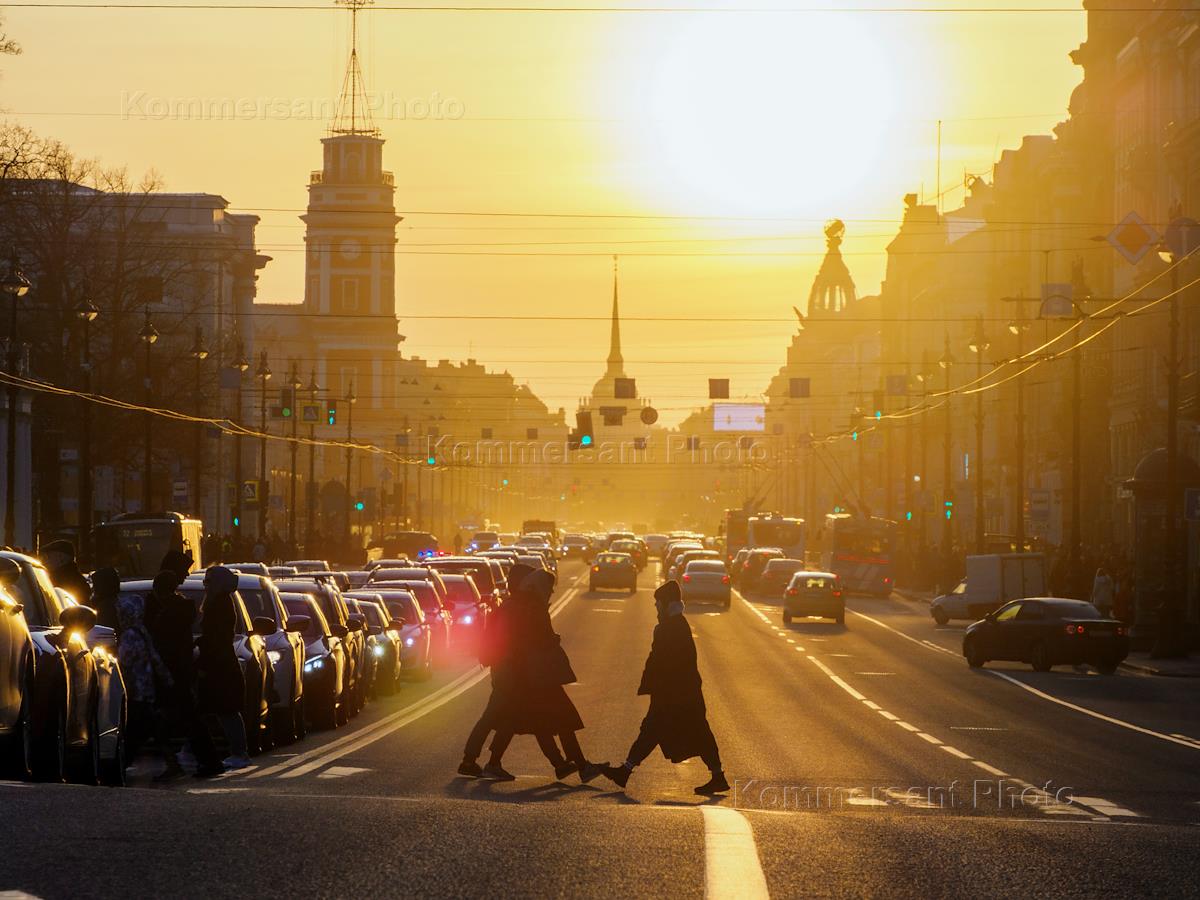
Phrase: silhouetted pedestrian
[
  {"left": 1091, "top": 567, "right": 1115, "bottom": 617},
  {"left": 116, "top": 591, "right": 181, "bottom": 780},
  {"left": 90, "top": 566, "right": 121, "bottom": 631},
  {"left": 196, "top": 566, "right": 250, "bottom": 770},
  {"left": 42, "top": 539, "right": 90, "bottom": 606},
  {"left": 603, "top": 580, "right": 728, "bottom": 795}
]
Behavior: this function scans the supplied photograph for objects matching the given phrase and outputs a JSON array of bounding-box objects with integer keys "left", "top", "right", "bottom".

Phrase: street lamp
[
  {"left": 305, "top": 369, "right": 321, "bottom": 549},
  {"left": 137, "top": 308, "right": 159, "bottom": 514},
  {"left": 231, "top": 340, "right": 250, "bottom": 543},
  {"left": 255, "top": 350, "right": 272, "bottom": 541},
  {"left": 75, "top": 297, "right": 99, "bottom": 563},
  {"left": 344, "top": 379, "right": 356, "bottom": 550},
  {"left": 190, "top": 326, "right": 209, "bottom": 522},
  {"left": 287, "top": 363, "right": 302, "bottom": 549},
  {"left": 938, "top": 333, "right": 956, "bottom": 566},
  {"left": 2, "top": 254, "right": 30, "bottom": 548},
  {"left": 969, "top": 317, "right": 990, "bottom": 554},
  {"left": 1008, "top": 319, "right": 1031, "bottom": 550}
]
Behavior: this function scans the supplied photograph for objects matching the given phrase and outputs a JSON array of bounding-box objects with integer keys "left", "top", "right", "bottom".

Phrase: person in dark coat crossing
[
  {"left": 89, "top": 567, "right": 122, "bottom": 631},
  {"left": 42, "top": 539, "right": 91, "bottom": 607},
  {"left": 196, "top": 565, "right": 250, "bottom": 770},
  {"left": 603, "top": 580, "right": 728, "bottom": 795}
]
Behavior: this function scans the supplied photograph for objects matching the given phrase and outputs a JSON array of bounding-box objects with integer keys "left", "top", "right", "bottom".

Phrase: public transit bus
[
  {"left": 92, "top": 512, "right": 204, "bottom": 579},
  {"left": 722, "top": 509, "right": 751, "bottom": 562},
  {"left": 819, "top": 514, "right": 898, "bottom": 596},
  {"left": 747, "top": 514, "right": 806, "bottom": 560}
]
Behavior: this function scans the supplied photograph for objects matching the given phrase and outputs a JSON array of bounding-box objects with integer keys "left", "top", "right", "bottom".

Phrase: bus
[
  {"left": 747, "top": 514, "right": 806, "bottom": 560},
  {"left": 819, "top": 514, "right": 898, "bottom": 596},
  {"left": 722, "top": 509, "right": 750, "bottom": 562},
  {"left": 92, "top": 512, "right": 204, "bottom": 579}
]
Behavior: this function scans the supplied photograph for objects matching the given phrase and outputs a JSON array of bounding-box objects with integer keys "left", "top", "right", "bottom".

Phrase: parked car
[
  {"left": 276, "top": 579, "right": 366, "bottom": 716},
  {"left": 368, "top": 580, "right": 452, "bottom": 667},
  {"left": 962, "top": 597, "right": 1129, "bottom": 673},
  {"left": 729, "top": 548, "right": 751, "bottom": 586},
  {"left": 740, "top": 548, "right": 785, "bottom": 594},
  {"left": 225, "top": 563, "right": 271, "bottom": 577},
  {"left": 932, "top": 553, "right": 1047, "bottom": 625},
  {"left": 267, "top": 566, "right": 299, "bottom": 579},
  {"left": 680, "top": 559, "right": 731, "bottom": 608},
  {"left": 642, "top": 534, "right": 670, "bottom": 558},
  {"left": 759, "top": 558, "right": 810, "bottom": 598},
  {"left": 0, "top": 559, "right": 39, "bottom": 780},
  {"left": 280, "top": 594, "right": 347, "bottom": 728},
  {"left": 344, "top": 595, "right": 403, "bottom": 696},
  {"left": 369, "top": 589, "right": 432, "bottom": 681},
  {"left": 283, "top": 560, "right": 333, "bottom": 574},
  {"left": 669, "top": 549, "right": 721, "bottom": 581},
  {"left": 610, "top": 539, "right": 648, "bottom": 571},
  {"left": 187, "top": 572, "right": 306, "bottom": 744},
  {"left": 9, "top": 550, "right": 126, "bottom": 785},
  {"left": 427, "top": 557, "right": 505, "bottom": 607},
  {"left": 437, "top": 574, "right": 485, "bottom": 652},
  {"left": 590, "top": 552, "right": 638, "bottom": 595},
  {"left": 783, "top": 571, "right": 845, "bottom": 624},
  {"left": 365, "top": 558, "right": 412, "bottom": 572}
]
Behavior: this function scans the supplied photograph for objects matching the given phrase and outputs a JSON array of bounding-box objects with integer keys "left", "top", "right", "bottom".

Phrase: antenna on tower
[{"left": 331, "top": 0, "right": 379, "bottom": 136}]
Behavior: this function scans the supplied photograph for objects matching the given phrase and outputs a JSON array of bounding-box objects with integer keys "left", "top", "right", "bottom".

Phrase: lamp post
[
  {"left": 189, "top": 327, "right": 209, "bottom": 521},
  {"left": 137, "top": 309, "right": 159, "bottom": 513},
  {"left": 938, "top": 333, "right": 956, "bottom": 560},
  {"left": 914, "top": 349, "right": 935, "bottom": 555},
  {"left": 287, "top": 363, "right": 302, "bottom": 549},
  {"left": 1008, "top": 317, "right": 1030, "bottom": 551},
  {"left": 344, "top": 379, "right": 356, "bottom": 550},
  {"left": 2, "top": 255, "right": 30, "bottom": 548},
  {"left": 255, "top": 351, "right": 271, "bottom": 541},
  {"left": 305, "top": 370, "right": 320, "bottom": 549},
  {"left": 75, "top": 297, "right": 99, "bottom": 563},
  {"left": 1157, "top": 244, "right": 1182, "bottom": 656},
  {"left": 969, "top": 317, "right": 990, "bottom": 554},
  {"left": 230, "top": 341, "right": 250, "bottom": 540}
]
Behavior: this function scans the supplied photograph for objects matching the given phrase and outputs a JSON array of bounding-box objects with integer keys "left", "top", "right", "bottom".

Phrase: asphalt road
[{"left": 3, "top": 560, "right": 1199, "bottom": 899}]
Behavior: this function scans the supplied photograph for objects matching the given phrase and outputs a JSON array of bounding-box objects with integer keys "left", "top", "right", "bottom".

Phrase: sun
[{"left": 620, "top": 14, "right": 901, "bottom": 217}]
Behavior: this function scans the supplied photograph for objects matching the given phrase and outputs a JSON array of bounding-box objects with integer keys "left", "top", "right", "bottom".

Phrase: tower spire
[
  {"left": 607, "top": 255, "right": 623, "bottom": 373},
  {"left": 331, "top": 0, "right": 379, "bottom": 136}
]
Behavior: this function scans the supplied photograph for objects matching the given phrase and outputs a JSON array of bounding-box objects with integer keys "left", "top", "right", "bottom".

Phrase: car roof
[{"left": 787, "top": 570, "right": 839, "bottom": 580}]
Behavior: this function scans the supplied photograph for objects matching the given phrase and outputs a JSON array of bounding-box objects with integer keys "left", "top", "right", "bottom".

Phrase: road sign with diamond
[{"left": 1106, "top": 211, "right": 1159, "bottom": 265}]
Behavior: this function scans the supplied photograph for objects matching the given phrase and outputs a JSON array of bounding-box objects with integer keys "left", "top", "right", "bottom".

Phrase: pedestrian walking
[
  {"left": 483, "top": 568, "right": 606, "bottom": 783},
  {"left": 41, "top": 539, "right": 90, "bottom": 606},
  {"left": 196, "top": 565, "right": 251, "bottom": 770},
  {"left": 453, "top": 532, "right": 463, "bottom": 555},
  {"left": 89, "top": 566, "right": 121, "bottom": 631},
  {"left": 116, "top": 591, "right": 182, "bottom": 780},
  {"left": 603, "top": 580, "right": 728, "bottom": 795},
  {"left": 1091, "top": 567, "right": 1115, "bottom": 617}
]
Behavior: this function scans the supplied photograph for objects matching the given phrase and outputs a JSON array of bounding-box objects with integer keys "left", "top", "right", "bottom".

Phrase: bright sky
[{"left": 2, "top": 1, "right": 1086, "bottom": 425}]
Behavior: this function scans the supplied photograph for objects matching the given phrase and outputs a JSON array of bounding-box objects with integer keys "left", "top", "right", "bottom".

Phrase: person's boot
[
  {"left": 553, "top": 760, "right": 578, "bottom": 780},
  {"left": 578, "top": 760, "right": 609, "bottom": 784},
  {"left": 695, "top": 771, "right": 730, "bottom": 796},
  {"left": 458, "top": 758, "right": 484, "bottom": 778},
  {"left": 153, "top": 761, "right": 187, "bottom": 783},
  {"left": 482, "top": 762, "right": 516, "bottom": 781},
  {"left": 601, "top": 764, "right": 631, "bottom": 789}
]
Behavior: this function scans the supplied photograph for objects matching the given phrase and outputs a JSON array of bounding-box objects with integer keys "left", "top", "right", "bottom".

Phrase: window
[
  {"left": 994, "top": 603, "right": 1022, "bottom": 623},
  {"left": 340, "top": 278, "right": 360, "bottom": 312},
  {"left": 1016, "top": 602, "right": 1045, "bottom": 621}
]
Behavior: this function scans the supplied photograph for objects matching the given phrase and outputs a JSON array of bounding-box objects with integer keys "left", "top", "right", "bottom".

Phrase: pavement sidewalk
[{"left": 1120, "top": 652, "right": 1200, "bottom": 678}]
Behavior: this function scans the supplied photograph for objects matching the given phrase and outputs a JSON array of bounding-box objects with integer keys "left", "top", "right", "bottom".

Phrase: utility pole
[
  {"left": 970, "top": 317, "right": 989, "bottom": 554},
  {"left": 2, "top": 255, "right": 30, "bottom": 548},
  {"left": 305, "top": 370, "right": 320, "bottom": 548},
  {"left": 287, "top": 364, "right": 302, "bottom": 549},
  {"left": 344, "top": 379, "right": 356, "bottom": 551},
  {"left": 138, "top": 309, "right": 159, "bottom": 513},
  {"left": 230, "top": 337, "right": 250, "bottom": 542},
  {"left": 1009, "top": 316, "right": 1028, "bottom": 551},
  {"left": 189, "top": 327, "right": 209, "bottom": 524},
  {"left": 76, "top": 297, "right": 99, "bottom": 563},
  {"left": 255, "top": 351, "right": 272, "bottom": 541},
  {"left": 939, "top": 333, "right": 956, "bottom": 560}
]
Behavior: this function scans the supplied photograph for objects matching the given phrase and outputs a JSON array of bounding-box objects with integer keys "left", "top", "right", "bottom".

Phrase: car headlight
[
  {"left": 373, "top": 645, "right": 386, "bottom": 658},
  {"left": 459, "top": 614, "right": 474, "bottom": 625},
  {"left": 267, "top": 650, "right": 282, "bottom": 665},
  {"left": 304, "top": 656, "right": 325, "bottom": 672},
  {"left": 405, "top": 637, "right": 415, "bottom": 647}
]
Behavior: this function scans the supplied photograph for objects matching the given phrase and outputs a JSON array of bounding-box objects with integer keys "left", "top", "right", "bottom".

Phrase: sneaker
[
  {"left": 482, "top": 763, "right": 516, "bottom": 781},
  {"left": 553, "top": 760, "right": 578, "bottom": 781},
  {"left": 153, "top": 764, "right": 187, "bottom": 783},
  {"left": 578, "top": 761, "right": 608, "bottom": 784},
  {"left": 458, "top": 759, "right": 484, "bottom": 778},
  {"left": 695, "top": 772, "right": 730, "bottom": 796},
  {"left": 193, "top": 764, "right": 224, "bottom": 779},
  {"left": 222, "top": 755, "right": 252, "bottom": 770},
  {"left": 602, "top": 765, "right": 631, "bottom": 789}
]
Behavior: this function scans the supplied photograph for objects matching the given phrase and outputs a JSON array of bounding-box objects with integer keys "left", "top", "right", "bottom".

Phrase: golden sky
[{"left": 3, "top": 1, "right": 1085, "bottom": 424}]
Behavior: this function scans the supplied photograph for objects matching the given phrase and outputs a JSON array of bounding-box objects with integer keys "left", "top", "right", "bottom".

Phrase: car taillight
[
  {"left": 883, "top": 576, "right": 892, "bottom": 585},
  {"left": 833, "top": 590, "right": 843, "bottom": 598},
  {"left": 592, "top": 565, "right": 599, "bottom": 572},
  {"left": 682, "top": 575, "right": 691, "bottom": 583},
  {"left": 721, "top": 575, "right": 730, "bottom": 584},
  {"left": 787, "top": 588, "right": 797, "bottom": 596},
  {"left": 1116, "top": 625, "right": 1126, "bottom": 636},
  {"left": 1065, "top": 624, "right": 1086, "bottom": 636},
  {"left": 743, "top": 562, "right": 750, "bottom": 569}
]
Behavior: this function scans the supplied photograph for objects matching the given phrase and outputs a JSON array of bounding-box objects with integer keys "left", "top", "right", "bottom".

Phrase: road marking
[
  {"left": 253, "top": 574, "right": 586, "bottom": 781},
  {"left": 972, "top": 760, "right": 1008, "bottom": 777},
  {"left": 940, "top": 745, "right": 972, "bottom": 760},
  {"left": 862, "top": 700, "right": 881, "bottom": 710},
  {"left": 854, "top": 672, "right": 895, "bottom": 676},
  {"left": 916, "top": 732, "right": 943, "bottom": 746},
  {"left": 701, "top": 806, "right": 769, "bottom": 900},
  {"left": 877, "top": 709, "right": 899, "bottom": 721},
  {"left": 317, "top": 766, "right": 371, "bottom": 779},
  {"left": 895, "top": 721, "right": 919, "bottom": 732},
  {"left": 1071, "top": 796, "right": 1141, "bottom": 817},
  {"left": 950, "top": 726, "right": 1007, "bottom": 732}
]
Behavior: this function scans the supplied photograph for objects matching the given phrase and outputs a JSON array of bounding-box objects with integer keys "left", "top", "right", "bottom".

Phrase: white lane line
[
  {"left": 317, "top": 766, "right": 371, "bottom": 779},
  {"left": 862, "top": 700, "right": 881, "bottom": 710},
  {"left": 851, "top": 606, "right": 1200, "bottom": 753},
  {"left": 701, "top": 806, "right": 769, "bottom": 900},
  {"left": 972, "top": 760, "right": 1008, "bottom": 777},
  {"left": 940, "top": 745, "right": 972, "bottom": 760},
  {"left": 877, "top": 709, "right": 900, "bottom": 721},
  {"left": 916, "top": 732, "right": 943, "bottom": 746},
  {"left": 895, "top": 721, "right": 919, "bottom": 732},
  {"left": 255, "top": 574, "right": 587, "bottom": 780},
  {"left": 1071, "top": 796, "right": 1141, "bottom": 818}
]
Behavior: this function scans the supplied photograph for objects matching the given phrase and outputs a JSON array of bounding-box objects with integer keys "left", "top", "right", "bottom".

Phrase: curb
[{"left": 1118, "top": 659, "right": 1200, "bottom": 678}]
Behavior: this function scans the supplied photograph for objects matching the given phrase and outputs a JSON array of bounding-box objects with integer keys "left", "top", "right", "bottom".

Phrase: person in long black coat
[
  {"left": 603, "top": 580, "right": 728, "bottom": 795},
  {"left": 42, "top": 539, "right": 90, "bottom": 607},
  {"left": 485, "top": 568, "right": 605, "bottom": 783},
  {"left": 89, "top": 567, "right": 122, "bottom": 631},
  {"left": 196, "top": 566, "right": 250, "bottom": 769}
]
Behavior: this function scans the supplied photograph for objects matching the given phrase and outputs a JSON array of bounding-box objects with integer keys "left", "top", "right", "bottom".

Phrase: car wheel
[
  {"left": 99, "top": 705, "right": 127, "bottom": 787},
  {"left": 835, "top": 611, "right": 845, "bottom": 625},
  {"left": 1095, "top": 660, "right": 1119, "bottom": 675},
  {"left": 32, "top": 701, "right": 67, "bottom": 784},
  {"left": 722, "top": 598, "right": 731, "bottom": 610},
  {"left": 783, "top": 611, "right": 792, "bottom": 624},
  {"left": 273, "top": 704, "right": 296, "bottom": 746},
  {"left": 1, "top": 662, "right": 34, "bottom": 780},
  {"left": 932, "top": 607, "right": 950, "bottom": 626},
  {"left": 68, "top": 702, "right": 101, "bottom": 786},
  {"left": 588, "top": 581, "right": 596, "bottom": 593},
  {"left": 964, "top": 638, "right": 986, "bottom": 669},
  {"left": 1030, "top": 643, "right": 1052, "bottom": 672},
  {"left": 246, "top": 685, "right": 263, "bottom": 756},
  {"left": 293, "top": 696, "right": 307, "bottom": 741}
]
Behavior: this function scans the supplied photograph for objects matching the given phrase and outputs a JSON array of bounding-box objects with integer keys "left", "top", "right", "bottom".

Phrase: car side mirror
[
  {"left": 368, "top": 624, "right": 383, "bottom": 636},
  {"left": 389, "top": 617, "right": 408, "bottom": 630},
  {"left": 60, "top": 604, "right": 98, "bottom": 633},
  {"left": 329, "top": 622, "right": 349, "bottom": 639},
  {"left": 252, "top": 616, "right": 278, "bottom": 637},
  {"left": 0, "top": 558, "right": 20, "bottom": 586},
  {"left": 285, "top": 615, "right": 310, "bottom": 634},
  {"left": 346, "top": 618, "right": 364, "bottom": 633}
]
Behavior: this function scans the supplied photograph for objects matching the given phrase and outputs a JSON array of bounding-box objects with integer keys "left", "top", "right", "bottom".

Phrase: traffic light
[
  {"left": 281, "top": 387, "right": 295, "bottom": 419},
  {"left": 232, "top": 514, "right": 240, "bottom": 528},
  {"left": 501, "top": 477, "right": 509, "bottom": 487},
  {"left": 327, "top": 402, "right": 337, "bottom": 426},
  {"left": 905, "top": 511, "right": 913, "bottom": 521},
  {"left": 354, "top": 500, "right": 365, "bottom": 512},
  {"left": 945, "top": 500, "right": 954, "bottom": 520},
  {"left": 426, "top": 455, "right": 436, "bottom": 466},
  {"left": 568, "top": 410, "right": 594, "bottom": 451},
  {"left": 873, "top": 390, "right": 885, "bottom": 419}
]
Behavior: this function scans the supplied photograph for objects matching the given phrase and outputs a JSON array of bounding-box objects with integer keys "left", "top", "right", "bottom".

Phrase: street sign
[
  {"left": 242, "top": 480, "right": 260, "bottom": 504},
  {"left": 1106, "top": 211, "right": 1159, "bottom": 265},
  {"left": 1165, "top": 217, "right": 1200, "bottom": 260},
  {"left": 302, "top": 404, "right": 320, "bottom": 423},
  {"left": 1039, "top": 283, "right": 1074, "bottom": 318},
  {"left": 172, "top": 480, "right": 188, "bottom": 503},
  {"left": 1186, "top": 488, "right": 1200, "bottom": 522},
  {"left": 640, "top": 406, "right": 659, "bottom": 425}
]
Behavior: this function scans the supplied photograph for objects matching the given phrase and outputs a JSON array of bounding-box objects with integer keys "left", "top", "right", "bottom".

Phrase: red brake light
[
  {"left": 721, "top": 575, "right": 730, "bottom": 584},
  {"left": 592, "top": 565, "right": 599, "bottom": 572},
  {"left": 682, "top": 574, "right": 691, "bottom": 583},
  {"left": 787, "top": 588, "right": 797, "bottom": 595}
]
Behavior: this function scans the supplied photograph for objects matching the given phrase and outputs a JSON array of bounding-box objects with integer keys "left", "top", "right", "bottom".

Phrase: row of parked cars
[{"left": 0, "top": 546, "right": 540, "bottom": 785}]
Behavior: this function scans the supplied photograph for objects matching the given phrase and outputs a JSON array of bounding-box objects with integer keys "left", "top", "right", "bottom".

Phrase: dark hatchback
[{"left": 963, "top": 598, "right": 1130, "bottom": 674}]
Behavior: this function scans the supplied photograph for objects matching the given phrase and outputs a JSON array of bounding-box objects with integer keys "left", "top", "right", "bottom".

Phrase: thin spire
[
  {"left": 331, "top": 0, "right": 379, "bottom": 136},
  {"left": 607, "top": 255, "right": 623, "bottom": 372}
]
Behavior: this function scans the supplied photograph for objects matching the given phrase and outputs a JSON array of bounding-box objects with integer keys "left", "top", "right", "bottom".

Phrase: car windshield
[
  {"left": 238, "top": 587, "right": 280, "bottom": 624},
  {"left": 282, "top": 598, "right": 328, "bottom": 638},
  {"left": 12, "top": 562, "right": 67, "bottom": 628},
  {"left": 442, "top": 577, "right": 480, "bottom": 605},
  {"left": 179, "top": 588, "right": 248, "bottom": 635},
  {"left": 598, "top": 554, "right": 629, "bottom": 566},
  {"left": 392, "top": 582, "right": 440, "bottom": 612},
  {"left": 790, "top": 575, "right": 836, "bottom": 591}
]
